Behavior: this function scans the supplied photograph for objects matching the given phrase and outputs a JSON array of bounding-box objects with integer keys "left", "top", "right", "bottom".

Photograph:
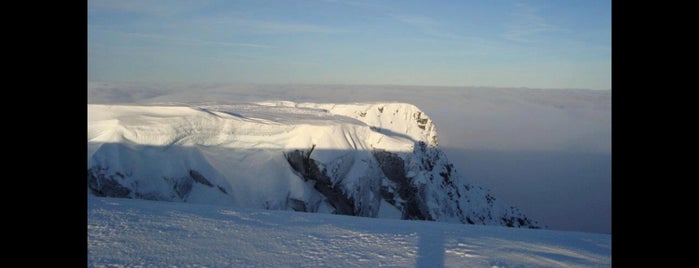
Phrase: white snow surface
[
  {"left": 88, "top": 102, "right": 426, "bottom": 206},
  {"left": 88, "top": 101, "right": 435, "bottom": 151},
  {"left": 88, "top": 196, "right": 611, "bottom": 267}
]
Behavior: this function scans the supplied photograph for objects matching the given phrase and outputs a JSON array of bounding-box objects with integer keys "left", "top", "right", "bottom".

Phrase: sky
[{"left": 88, "top": 0, "right": 611, "bottom": 90}]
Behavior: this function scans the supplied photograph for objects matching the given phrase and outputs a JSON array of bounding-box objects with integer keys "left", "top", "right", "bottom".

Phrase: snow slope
[
  {"left": 88, "top": 196, "right": 611, "bottom": 267},
  {"left": 88, "top": 102, "right": 537, "bottom": 227}
]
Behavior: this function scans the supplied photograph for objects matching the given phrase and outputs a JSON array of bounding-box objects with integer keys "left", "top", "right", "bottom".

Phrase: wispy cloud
[
  {"left": 390, "top": 14, "right": 474, "bottom": 42},
  {"left": 503, "top": 3, "right": 562, "bottom": 43},
  {"left": 226, "top": 18, "right": 350, "bottom": 35},
  {"left": 319, "top": 0, "right": 390, "bottom": 12},
  {"left": 92, "top": 28, "right": 271, "bottom": 48},
  {"left": 321, "top": 3, "right": 476, "bottom": 43},
  {"left": 392, "top": 14, "right": 437, "bottom": 27},
  {"left": 88, "top": 0, "right": 202, "bottom": 17}
]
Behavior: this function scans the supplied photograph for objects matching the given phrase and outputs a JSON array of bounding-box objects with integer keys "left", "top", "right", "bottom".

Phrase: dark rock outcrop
[
  {"left": 284, "top": 145, "right": 356, "bottom": 215},
  {"left": 88, "top": 166, "right": 132, "bottom": 198}
]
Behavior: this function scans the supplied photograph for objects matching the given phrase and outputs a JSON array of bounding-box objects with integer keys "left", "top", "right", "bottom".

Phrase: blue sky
[{"left": 88, "top": 0, "right": 611, "bottom": 89}]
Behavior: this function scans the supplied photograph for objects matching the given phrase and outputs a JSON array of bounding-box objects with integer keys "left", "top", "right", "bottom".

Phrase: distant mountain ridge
[{"left": 87, "top": 102, "right": 539, "bottom": 228}]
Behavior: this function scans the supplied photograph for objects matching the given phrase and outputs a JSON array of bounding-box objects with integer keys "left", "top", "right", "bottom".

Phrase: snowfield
[{"left": 88, "top": 196, "right": 611, "bottom": 267}]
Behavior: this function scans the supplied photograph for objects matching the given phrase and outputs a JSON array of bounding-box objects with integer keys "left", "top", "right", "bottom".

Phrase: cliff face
[{"left": 87, "top": 102, "right": 539, "bottom": 228}]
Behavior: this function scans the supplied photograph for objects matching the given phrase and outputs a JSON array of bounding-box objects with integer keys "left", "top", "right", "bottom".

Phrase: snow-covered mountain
[{"left": 87, "top": 101, "right": 539, "bottom": 228}]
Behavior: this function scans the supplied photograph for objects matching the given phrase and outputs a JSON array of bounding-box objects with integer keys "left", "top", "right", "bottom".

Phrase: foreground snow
[{"left": 88, "top": 197, "right": 610, "bottom": 267}]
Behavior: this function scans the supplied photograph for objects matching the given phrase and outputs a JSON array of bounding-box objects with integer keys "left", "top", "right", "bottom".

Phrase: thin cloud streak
[
  {"left": 92, "top": 28, "right": 272, "bottom": 48},
  {"left": 224, "top": 18, "right": 351, "bottom": 35},
  {"left": 320, "top": 0, "right": 391, "bottom": 12},
  {"left": 88, "top": 0, "right": 204, "bottom": 17},
  {"left": 392, "top": 14, "right": 438, "bottom": 27},
  {"left": 391, "top": 14, "right": 474, "bottom": 41},
  {"left": 502, "top": 3, "right": 562, "bottom": 43}
]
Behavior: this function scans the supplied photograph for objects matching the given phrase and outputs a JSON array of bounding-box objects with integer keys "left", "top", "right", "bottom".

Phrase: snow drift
[{"left": 87, "top": 102, "right": 538, "bottom": 228}]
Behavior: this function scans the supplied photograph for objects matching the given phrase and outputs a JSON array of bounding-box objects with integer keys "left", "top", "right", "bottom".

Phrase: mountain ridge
[{"left": 87, "top": 101, "right": 539, "bottom": 228}]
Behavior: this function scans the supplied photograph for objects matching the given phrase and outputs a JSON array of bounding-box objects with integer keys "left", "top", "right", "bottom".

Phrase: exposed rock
[
  {"left": 189, "top": 170, "right": 214, "bottom": 187},
  {"left": 373, "top": 150, "right": 430, "bottom": 220},
  {"left": 284, "top": 145, "right": 356, "bottom": 216},
  {"left": 88, "top": 166, "right": 132, "bottom": 198}
]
